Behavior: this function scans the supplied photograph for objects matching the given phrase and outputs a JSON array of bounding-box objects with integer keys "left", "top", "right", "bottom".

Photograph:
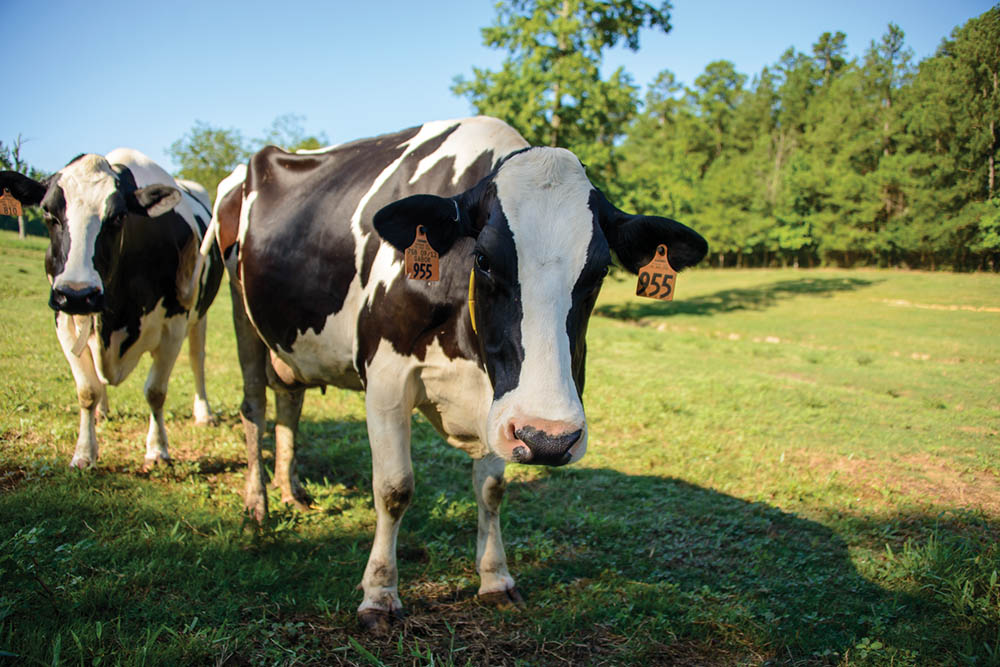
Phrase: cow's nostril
[
  {"left": 513, "top": 426, "right": 582, "bottom": 466},
  {"left": 50, "top": 287, "right": 103, "bottom": 314}
]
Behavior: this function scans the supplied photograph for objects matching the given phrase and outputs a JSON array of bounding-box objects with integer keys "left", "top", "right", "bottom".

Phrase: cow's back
[{"left": 235, "top": 117, "right": 528, "bottom": 386}]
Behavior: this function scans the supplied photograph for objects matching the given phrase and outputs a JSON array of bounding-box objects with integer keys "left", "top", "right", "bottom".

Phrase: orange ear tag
[
  {"left": 0, "top": 189, "right": 23, "bottom": 217},
  {"left": 635, "top": 244, "right": 676, "bottom": 301},
  {"left": 405, "top": 225, "right": 440, "bottom": 281}
]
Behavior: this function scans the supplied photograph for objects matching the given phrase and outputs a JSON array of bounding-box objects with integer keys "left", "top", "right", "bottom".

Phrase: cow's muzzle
[
  {"left": 512, "top": 425, "right": 583, "bottom": 466},
  {"left": 50, "top": 286, "right": 104, "bottom": 314}
]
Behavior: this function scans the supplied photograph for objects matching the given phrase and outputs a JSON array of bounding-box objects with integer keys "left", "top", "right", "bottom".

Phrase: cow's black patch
[
  {"left": 566, "top": 203, "right": 613, "bottom": 397},
  {"left": 465, "top": 187, "right": 523, "bottom": 401},
  {"left": 241, "top": 126, "right": 423, "bottom": 351},
  {"left": 240, "top": 123, "right": 501, "bottom": 365}
]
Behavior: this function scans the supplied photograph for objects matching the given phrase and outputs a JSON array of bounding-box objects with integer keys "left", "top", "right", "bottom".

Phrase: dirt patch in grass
[
  {"left": 249, "top": 584, "right": 753, "bottom": 666},
  {"left": 0, "top": 466, "right": 26, "bottom": 493},
  {"left": 791, "top": 450, "right": 1000, "bottom": 514}
]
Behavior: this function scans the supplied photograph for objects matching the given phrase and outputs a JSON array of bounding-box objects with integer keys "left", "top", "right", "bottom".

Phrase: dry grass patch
[{"left": 790, "top": 449, "right": 1000, "bottom": 514}]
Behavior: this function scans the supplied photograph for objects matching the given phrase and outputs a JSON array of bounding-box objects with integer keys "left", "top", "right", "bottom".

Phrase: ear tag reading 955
[
  {"left": 636, "top": 244, "right": 676, "bottom": 301},
  {"left": 405, "top": 225, "right": 439, "bottom": 281},
  {"left": 0, "top": 189, "right": 23, "bottom": 217}
]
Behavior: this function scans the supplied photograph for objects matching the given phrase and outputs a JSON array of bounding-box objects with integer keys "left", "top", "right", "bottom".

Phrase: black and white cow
[
  {"left": 0, "top": 149, "right": 224, "bottom": 468},
  {"left": 212, "top": 117, "right": 706, "bottom": 629}
]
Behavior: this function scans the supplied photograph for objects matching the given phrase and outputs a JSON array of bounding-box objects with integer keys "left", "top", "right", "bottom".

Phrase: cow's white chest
[
  {"left": 415, "top": 340, "right": 492, "bottom": 458},
  {"left": 91, "top": 304, "right": 187, "bottom": 386}
]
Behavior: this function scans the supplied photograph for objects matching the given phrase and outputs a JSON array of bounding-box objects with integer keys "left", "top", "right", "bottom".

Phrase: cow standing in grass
[
  {"left": 212, "top": 117, "right": 707, "bottom": 630},
  {"left": 0, "top": 149, "right": 223, "bottom": 469}
]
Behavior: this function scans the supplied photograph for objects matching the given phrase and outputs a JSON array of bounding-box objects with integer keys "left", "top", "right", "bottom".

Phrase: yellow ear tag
[
  {"left": 468, "top": 268, "right": 477, "bottom": 334},
  {"left": 0, "top": 189, "right": 23, "bottom": 217}
]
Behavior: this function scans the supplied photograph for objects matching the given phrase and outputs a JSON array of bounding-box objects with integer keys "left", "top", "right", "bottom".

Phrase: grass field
[{"left": 1, "top": 229, "right": 998, "bottom": 666}]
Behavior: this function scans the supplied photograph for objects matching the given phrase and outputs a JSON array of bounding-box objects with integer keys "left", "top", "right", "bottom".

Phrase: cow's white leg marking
[
  {"left": 56, "top": 313, "right": 106, "bottom": 468},
  {"left": 188, "top": 315, "right": 215, "bottom": 426},
  {"left": 273, "top": 389, "right": 310, "bottom": 509},
  {"left": 473, "top": 454, "right": 519, "bottom": 602},
  {"left": 142, "top": 321, "right": 186, "bottom": 467},
  {"left": 358, "top": 344, "right": 417, "bottom": 628},
  {"left": 230, "top": 280, "right": 269, "bottom": 521}
]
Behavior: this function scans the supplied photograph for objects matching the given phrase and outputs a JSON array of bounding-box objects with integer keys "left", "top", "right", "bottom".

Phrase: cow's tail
[
  {"left": 211, "top": 164, "right": 248, "bottom": 281},
  {"left": 180, "top": 215, "right": 219, "bottom": 309},
  {"left": 179, "top": 165, "right": 246, "bottom": 311}
]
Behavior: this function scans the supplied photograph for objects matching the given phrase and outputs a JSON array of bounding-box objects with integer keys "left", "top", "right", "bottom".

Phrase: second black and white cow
[
  {"left": 0, "top": 149, "right": 223, "bottom": 468},
  {"left": 212, "top": 117, "right": 706, "bottom": 629}
]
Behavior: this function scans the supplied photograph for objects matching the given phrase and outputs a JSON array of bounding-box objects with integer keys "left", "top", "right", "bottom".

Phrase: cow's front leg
[
  {"left": 142, "top": 325, "right": 185, "bottom": 469},
  {"left": 473, "top": 454, "right": 522, "bottom": 606},
  {"left": 358, "top": 384, "right": 415, "bottom": 632},
  {"left": 55, "top": 314, "right": 105, "bottom": 468},
  {"left": 273, "top": 388, "right": 311, "bottom": 509},
  {"left": 230, "top": 280, "right": 269, "bottom": 522},
  {"left": 187, "top": 315, "right": 216, "bottom": 426}
]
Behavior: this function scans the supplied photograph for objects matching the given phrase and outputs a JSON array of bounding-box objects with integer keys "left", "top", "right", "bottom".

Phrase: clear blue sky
[{"left": 3, "top": 0, "right": 994, "bottom": 176}]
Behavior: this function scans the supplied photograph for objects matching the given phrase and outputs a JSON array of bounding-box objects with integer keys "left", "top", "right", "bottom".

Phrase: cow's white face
[
  {"left": 47, "top": 156, "right": 121, "bottom": 305},
  {"left": 478, "top": 148, "right": 602, "bottom": 465},
  {"left": 375, "top": 146, "right": 708, "bottom": 467},
  {"left": 15, "top": 154, "right": 183, "bottom": 314}
]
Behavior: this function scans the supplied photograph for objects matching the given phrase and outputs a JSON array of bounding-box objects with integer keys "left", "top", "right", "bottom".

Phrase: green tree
[
  {"left": 167, "top": 121, "right": 252, "bottom": 202},
  {"left": 259, "top": 113, "right": 330, "bottom": 152},
  {"left": 453, "top": 0, "right": 671, "bottom": 191}
]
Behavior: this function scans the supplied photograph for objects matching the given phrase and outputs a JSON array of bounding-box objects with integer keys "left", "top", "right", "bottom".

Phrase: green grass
[{"left": 1, "top": 229, "right": 998, "bottom": 665}]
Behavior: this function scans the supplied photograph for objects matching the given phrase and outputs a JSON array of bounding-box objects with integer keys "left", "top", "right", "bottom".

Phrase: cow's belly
[
  {"left": 272, "top": 282, "right": 364, "bottom": 390},
  {"left": 416, "top": 339, "right": 492, "bottom": 458}
]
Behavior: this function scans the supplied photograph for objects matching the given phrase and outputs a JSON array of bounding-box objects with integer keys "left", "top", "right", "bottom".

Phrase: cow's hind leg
[
  {"left": 358, "top": 376, "right": 416, "bottom": 633},
  {"left": 188, "top": 315, "right": 216, "bottom": 426},
  {"left": 230, "top": 280, "right": 269, "bottom": 522},
  {"left": 273, "top": 388, "right": 311, "bottom": 510},
  {"left": 142, "top": 324, "right": 186, "bottom": 469},
  {"left": 55, "top": 314, "right": 105, "bottom": 468},
  {"left": 473, "top": 454, "right": 522, "bottom": 606}
]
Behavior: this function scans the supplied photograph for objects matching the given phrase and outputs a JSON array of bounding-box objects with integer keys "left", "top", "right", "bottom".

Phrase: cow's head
[
  {"left": 374, "top": 147, "right": 707, "bottom": 467},
  {"left": 0, "top": 156, "right": 181, "bottom": 314}
]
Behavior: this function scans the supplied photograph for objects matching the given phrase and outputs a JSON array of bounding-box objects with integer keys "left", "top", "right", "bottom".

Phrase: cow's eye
[{"left": 475, "top": 251, "right": 491, "bottom": 274}]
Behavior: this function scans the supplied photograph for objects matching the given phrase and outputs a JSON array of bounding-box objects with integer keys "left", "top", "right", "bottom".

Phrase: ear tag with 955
[
  {"left": 405, "top": 226, "right": 439, "bottom": 281},
  {"left": 635, "top": 244, "right": 676, "bottom": 301}
]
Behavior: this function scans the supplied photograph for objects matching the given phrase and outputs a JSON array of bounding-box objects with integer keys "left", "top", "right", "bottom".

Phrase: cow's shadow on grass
[
  {"left": 596, "top": 275, "right": 878, "bottom": 321},
  {"left": 3, "top": 416, "right": 996, "bottom": 663}
]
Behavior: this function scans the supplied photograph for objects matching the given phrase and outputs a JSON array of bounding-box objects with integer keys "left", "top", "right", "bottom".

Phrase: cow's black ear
[
  {"left": 373, "top": 194, "right": 471, "bottom": 255},
  {"left": 130, "top": 184, "right": 182, "bottom": 218},
  {"left": 594, "top": 190, "right": 708, "bottom": 273},
  {"left": 0, "top": 170, "right": 47, "bottom": 207}
]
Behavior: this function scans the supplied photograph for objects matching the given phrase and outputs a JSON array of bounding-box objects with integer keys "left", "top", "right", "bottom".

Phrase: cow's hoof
[
  {"left": 283, "top": 496, "right": 313, "bottom": 512},
  {"left": 244, "top": 499, "right": 268, "bottom": 524},
  {"left": 281, "top": 488, "right": 314, "bottom": 512},
  {"left": 69, "top": 457, "right": 94, "bottom": 469},
  {"left": 194, "top": 414, "right": 218, "bottom": 427},
  {"left": 358, "top": 608, "right": 401, "bottom": 635},
  {"left": 142, "top": 456, "right": 172, "bottom": 472},
  {"left": 478, "top": 586, "right": 525, "bottom": 609}
]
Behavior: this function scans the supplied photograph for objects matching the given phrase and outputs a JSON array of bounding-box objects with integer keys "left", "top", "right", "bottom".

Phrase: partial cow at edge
[
  {"left": 210, "top": 117, "right": 707, "bottom": 631},
  {"left": 0, "top": 149, "right": 224, "bottom": 469}
]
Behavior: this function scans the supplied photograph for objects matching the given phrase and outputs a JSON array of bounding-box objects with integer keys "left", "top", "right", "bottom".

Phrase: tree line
[
  {"left": 5, "top": 2, "right": 998, "bottom": 271},
  {"left": 456, "top": 1, "right": 1000, "bottom": 271}
]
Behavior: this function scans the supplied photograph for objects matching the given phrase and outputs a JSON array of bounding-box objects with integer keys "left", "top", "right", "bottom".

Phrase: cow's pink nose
[{"left": 510, "top": 424, "right": 582, "bottom": 466}]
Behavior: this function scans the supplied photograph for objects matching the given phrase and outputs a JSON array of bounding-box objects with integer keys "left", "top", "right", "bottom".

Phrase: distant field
[{"left": 1, "top": 229, "right": 997, "bottom": 666}]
